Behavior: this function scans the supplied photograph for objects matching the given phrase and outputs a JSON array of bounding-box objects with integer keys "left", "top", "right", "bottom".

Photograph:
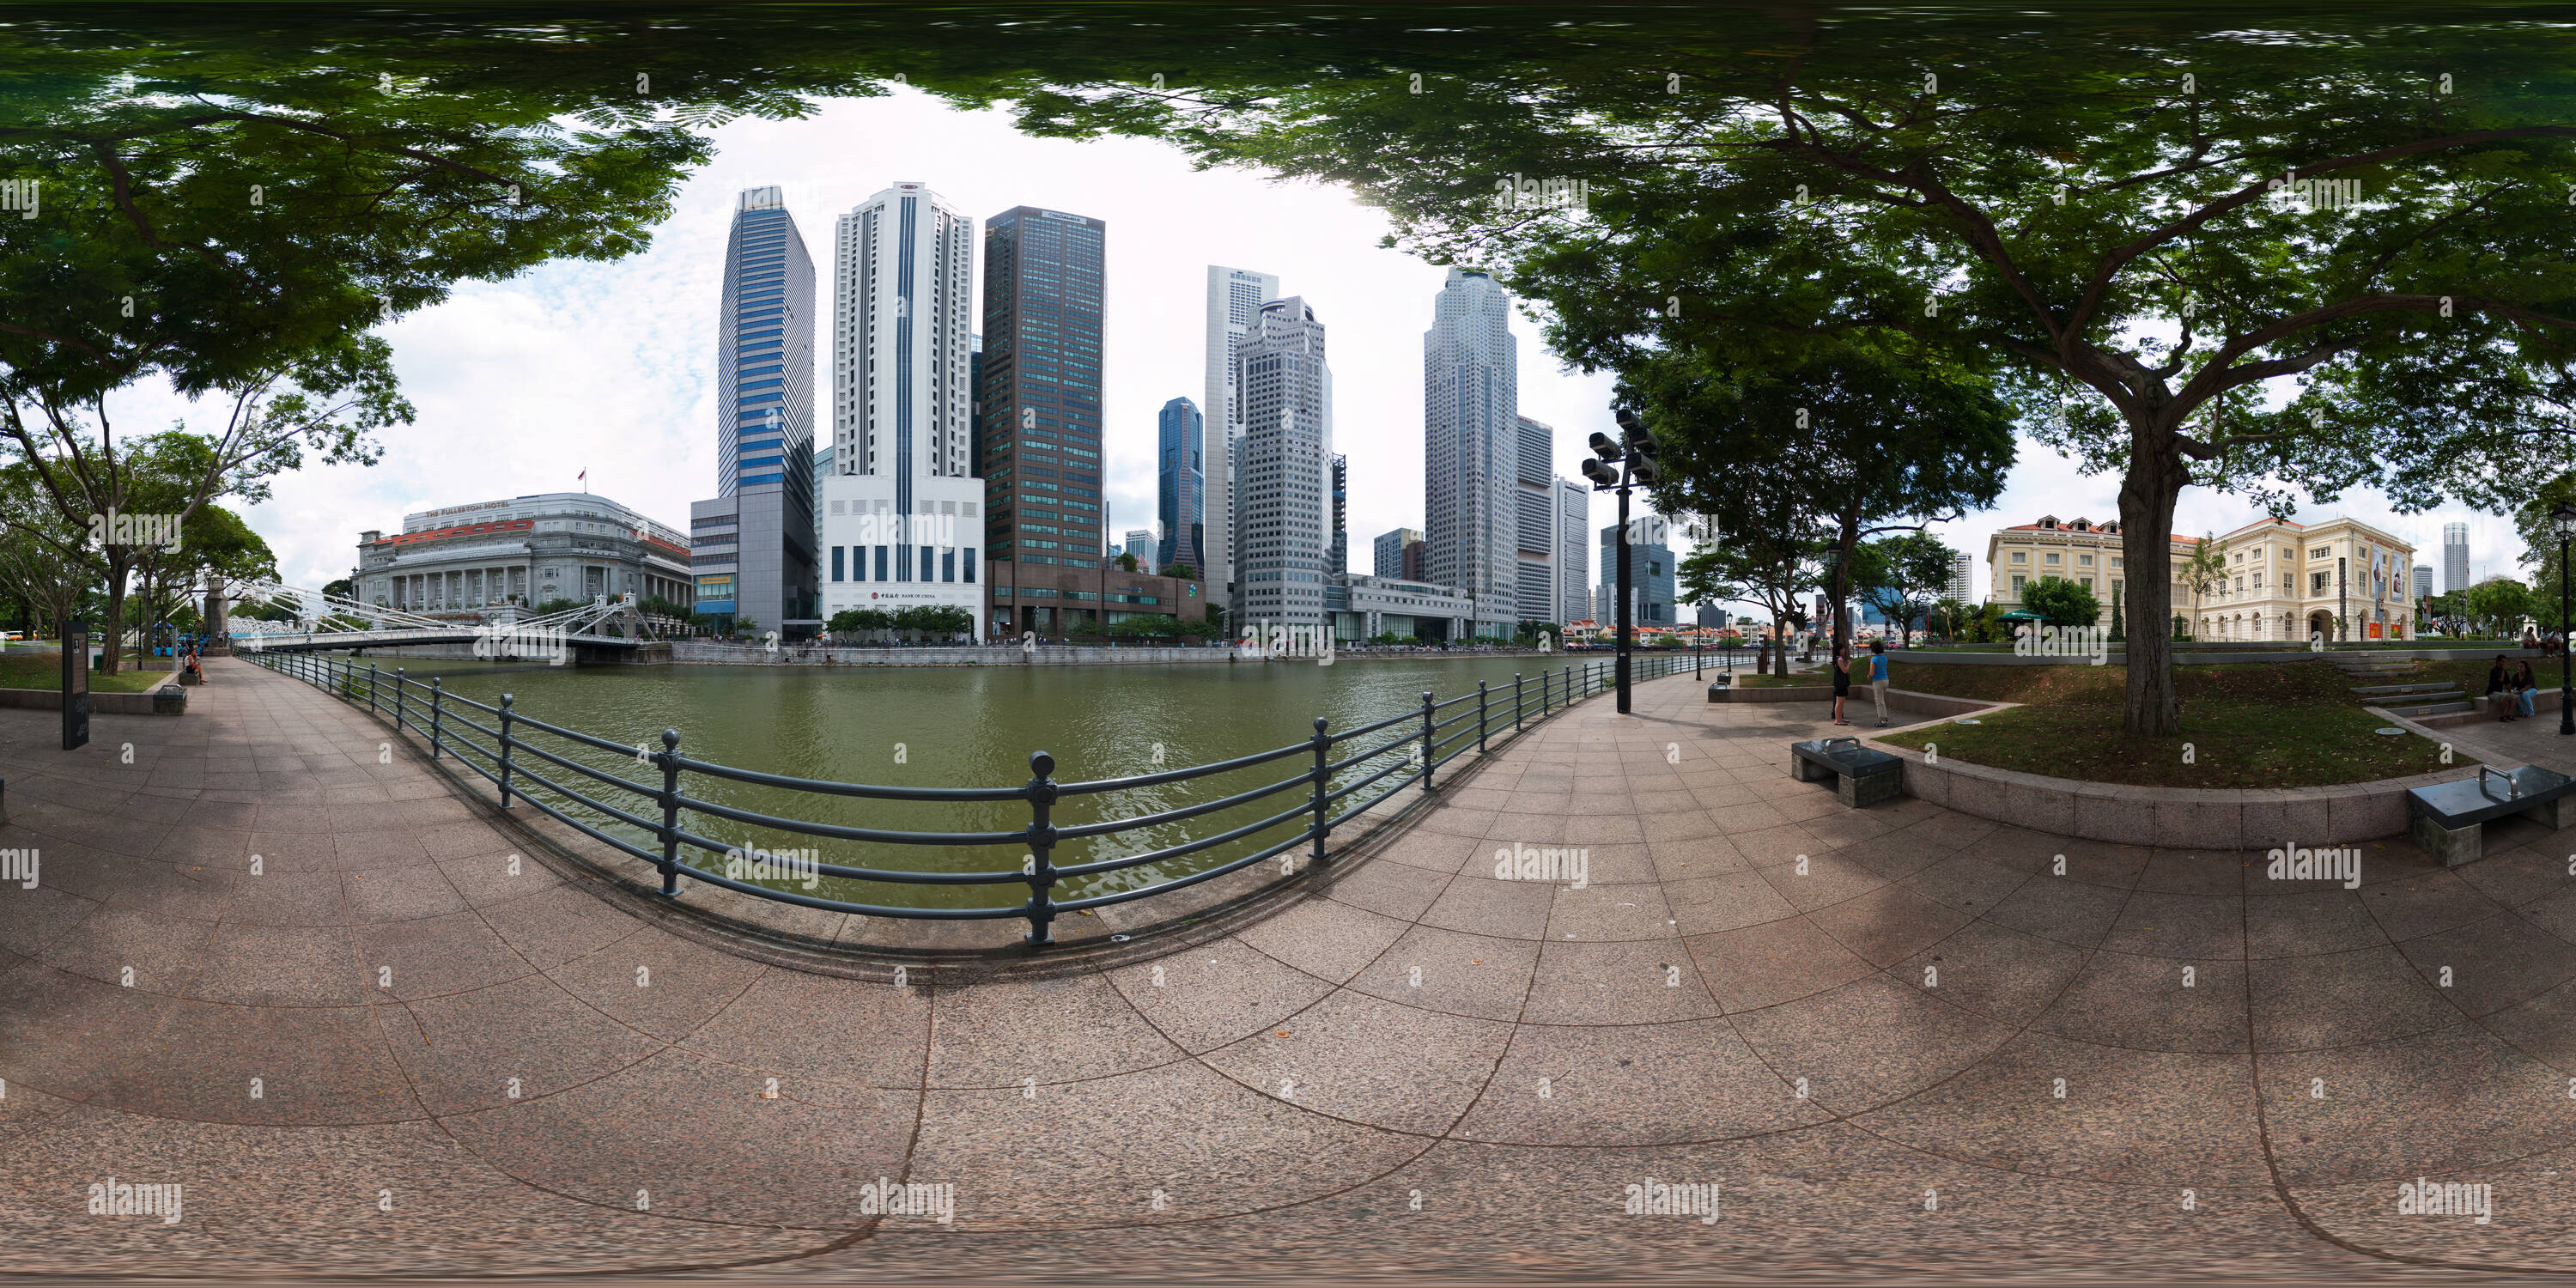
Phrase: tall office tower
[
  {"left": 1157, "top": 396, "right": 1205, "bottom": 571},
  {"left": 2443, "top": 522, "right": 2469, "bottom": 593},
  {"left": 1205, "top": 265, "right": 1282, "bottom": 609},
  {"left": 1552, "top": 477, "right": 1589, "bottom": 623},
  {"left": 1234, "top": 297, "right": 1333, "bottom": 625},
  {"left": 690, "top": 185, "right": 818, "bottom": 633},
  {"left": 1599, "top": 521, "right": 1677, "bottom": 629},
  {"left": 1423, "top": 269, "right": 1519, "bottom": 616},
  {"left": 977, "top": 205, "right": 1108, "bottom": 596},
  {"left": 1124, "top": 529, "right": 1157, "bottom": 564},
  {"left": 1510, "top": 415, "right": 1558, "bottom": 623},
  {"left": 1947, "top": 550, "right": 1974, "bottom": 604},
  {"left": 1329, "top": 453, "right": 1348, "bottom": 575},
  {"left": 1374, "top": 527, "right": 1423, "bottom": 578},
  {"left": 819, "top": 182, "right": 987, "bottom": 635},
  {"left": 2415, "top": 564, "right": 2434, "bottom": 601}
]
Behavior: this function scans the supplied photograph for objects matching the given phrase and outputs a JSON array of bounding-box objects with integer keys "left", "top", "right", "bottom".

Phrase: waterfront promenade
[{"left": 3, "top": 656, "right": 2575, "bottom": 1279}]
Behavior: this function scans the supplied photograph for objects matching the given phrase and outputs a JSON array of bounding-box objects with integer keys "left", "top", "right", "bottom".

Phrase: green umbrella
[{"left": 1996, "top": 609, "right": 2048, "bottom": 622}]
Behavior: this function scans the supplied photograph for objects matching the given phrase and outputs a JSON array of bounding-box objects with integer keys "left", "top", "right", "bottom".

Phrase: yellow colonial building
[{"left": 1986, "top": 513, "right": 2417, "bottom": 641}]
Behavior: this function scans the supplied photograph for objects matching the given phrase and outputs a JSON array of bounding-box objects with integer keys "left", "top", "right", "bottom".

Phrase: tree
[
  {"left": 2178, "top": 535, "right": 2229, "bottom": 640},
  {"left": 321, "top": 577, "right": 356, "bottom": 601},
  {"left": 1858, "top": 532, "right": 1955, "bottom": 648},
  {"left": 2021, "top": 575, "right": 2103, "bottom": 629},
  {"left": 2467, "top": 578, "right": 2535, "bottom": 639},
  {"left": 1621, "top": 342, "right": 2014, "bottom": 664},
  {"left": 1018, "top": 18, "right": 2576, "bottom": 732},
  {"left": 2109, "top": 586, "right": 2127, "bottom": 643},
  {"left": 1115, "top": 551, "right": 1140, "bottom": 572},
  {"left": 1158, "top": 562, "right": 1198, "bottom": 580},
  {"left": 2428, "top": 590, "right": 2474, "bottom": 637},
  {"left": 1678, "top": 526, "right": 1819, "bottom": 677}
]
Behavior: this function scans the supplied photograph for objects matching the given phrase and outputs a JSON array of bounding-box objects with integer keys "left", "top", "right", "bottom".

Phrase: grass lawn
[
  {"left": 0, "top": 652, "right": 167, "bottom": 693},
  {"left": 1872, "top": 659, "right": 2470, "bottom": 789}
]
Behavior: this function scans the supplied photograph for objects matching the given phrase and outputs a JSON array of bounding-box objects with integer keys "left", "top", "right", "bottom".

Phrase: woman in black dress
[{"left": 1831, "top": 645, "right": 1853, "bottom": 725}]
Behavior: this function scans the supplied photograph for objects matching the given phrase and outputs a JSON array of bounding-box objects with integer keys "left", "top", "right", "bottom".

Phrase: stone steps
[
  {"left": 2350, "top": 682, "right": 2453, "bottom": 696},
  {"left": 2387, "top": 699, "right": 2476, "bottom": 717}
]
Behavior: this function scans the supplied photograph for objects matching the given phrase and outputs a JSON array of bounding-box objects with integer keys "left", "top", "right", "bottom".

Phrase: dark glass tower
[
  {"left": 979, "top": 207, "right": 1106, "bottom": 572},
  {"left": 691, "top": 185, "right": 817, "bottom": 633}
]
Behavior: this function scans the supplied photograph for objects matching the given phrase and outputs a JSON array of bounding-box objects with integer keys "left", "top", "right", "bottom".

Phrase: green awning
[{"left": 1996, "top": 610, "right": 2048, "bottom": 622}]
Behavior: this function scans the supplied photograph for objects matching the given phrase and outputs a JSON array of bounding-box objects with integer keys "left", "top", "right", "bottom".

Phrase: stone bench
[
  {"left": 2407, "top": 764, "right": 2576, "bottom": 867},
  {"left": 1790, "top": 736, "right": 1905, "bottom": 808}
]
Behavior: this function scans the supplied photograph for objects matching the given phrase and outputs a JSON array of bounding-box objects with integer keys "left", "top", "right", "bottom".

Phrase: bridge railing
[{"left": 248, "top": 647, "right": 1710, "bottom": 946}]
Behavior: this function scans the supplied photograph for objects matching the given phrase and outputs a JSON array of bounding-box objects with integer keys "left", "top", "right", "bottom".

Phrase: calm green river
[{"left": 367, "top": 653, "right": 1704, "bottom": 912}]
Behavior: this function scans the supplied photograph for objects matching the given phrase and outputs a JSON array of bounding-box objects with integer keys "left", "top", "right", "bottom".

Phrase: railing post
[
  {"left": 1419, "top": 690, "right": 1436, "bottom": 793},
  {"left": 429, "top": 677, "right": 445, "bottom": 759},
  {"left": 1023, "top": 751, "right": 1060, "bottom": 946},
  {"left": 1309, "top": 717, "right": 1331, "bottom": 865},
  {"left": 497, "top": 694, "right": 517, "bottom": 809},
  {"left": 368, "top": 664, "right": 379, "bottom": 714},
  {"left": 1477, "top": 681, "right": 1488, "bottom": 752},
  {"left": 655, "top": 728, "right": 681, "bottom": 896},
  {"left": 1514, "top": 672, "right": 1524, "bottom": 732},
  {"left": 392, "top": 667, "right": 407, "bottom": 736}
]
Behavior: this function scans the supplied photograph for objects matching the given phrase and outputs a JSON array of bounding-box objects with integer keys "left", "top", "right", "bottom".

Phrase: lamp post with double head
[
  {"left": 2555, "top": 501, "right": 2576, "bottom": 736},
  {"left": 1583, "top": 410, "right": 1662, "bottom": 714}
]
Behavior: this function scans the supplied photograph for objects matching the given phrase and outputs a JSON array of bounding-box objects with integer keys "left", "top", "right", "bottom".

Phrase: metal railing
[{"left": 251, "top": 648, "right": 1702, "bottom": 945}]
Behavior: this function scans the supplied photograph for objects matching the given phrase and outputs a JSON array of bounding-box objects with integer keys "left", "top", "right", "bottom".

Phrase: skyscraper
[
  {"left": 1512, "top": 415, "right": 1557, "bottom": 623},
  {"left": 818, "top": 182, "right": 985, "bottom": 635},
  {"left": 1600, "top": 521, "right": 1676, "bottom": 629},
  {"left": 1234, "top": 297, "right": 1333, "bottom": 626},
  {"left": 1157, "top": 396, "right": 1205, "bottom": 572},
  {"left": 2415, "top": 563, "right": 2434, "bottom": 602},
  {"left": 2443, "top": 521, "right": 2469, "bottom": 593},
  {"left": 1329, "top": 453, "right": 1348, "bottom": 576},
  {"left": 1947, "top": 550, "right": 1974, "bottom": 604},
  {"left": 691, "top": 185, "right": 818, "bottom": 634},
  {"left": 1206, "top": 266, "right": 1282, "bottom": 610},
  {"left": 1124, "top": 529, "right": 1157, "bottom": 565},
  {"left": 1374, "top": 527, "right": 1422, "bottom": 579},
  {"left": 1423, "top": 269, "right": 1518, "bottom": 624},
  {"left": 1552, "top": 477, "right": 1589, "bottom": 623},
  {"left": 979, "top": 207, "right": 1107, "bottom": 589}
]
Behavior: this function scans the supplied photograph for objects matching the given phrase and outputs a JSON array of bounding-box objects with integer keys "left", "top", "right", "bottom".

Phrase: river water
[{"left": 376, "top": 652, "right": 1711, "bottom": 911}]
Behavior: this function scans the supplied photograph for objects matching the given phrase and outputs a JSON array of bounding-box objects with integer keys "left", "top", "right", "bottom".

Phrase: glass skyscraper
[
  {"left": 981, "top": 207, "right": 1108, "bottom": 574},
  {"left": 1235, "top": 297, "right": 1333, "bottom": 626},
  {"left": 1157, "top": 396, "right": 1205, "bottom": 573},
  {"left": 690, "top": 185, "right": 817, "bottom": 633},
  {"left": 1423, "top": 269, "right": 1519, "bottom": 625}
]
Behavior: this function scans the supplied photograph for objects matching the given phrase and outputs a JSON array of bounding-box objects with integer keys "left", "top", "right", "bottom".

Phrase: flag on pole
[{"left": 577, "top": 470, "right": 587, "bottom": 492}]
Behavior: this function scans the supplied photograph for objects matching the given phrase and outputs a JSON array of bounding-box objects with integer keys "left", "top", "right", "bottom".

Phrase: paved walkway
[{"left": 5, "top": 656, "right": 2576, "bottom": 1280}]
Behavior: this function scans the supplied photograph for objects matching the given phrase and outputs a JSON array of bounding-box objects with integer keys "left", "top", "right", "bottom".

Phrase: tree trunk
[
  {"left": 99, "top": 556, "right": 131, "bottom": 675},
  {"left": 2118, "top": 431, "right": 2188, "bottom": 738},
  {"left": 1832, "top": 510, "right": 1860, "bottom": 660}
]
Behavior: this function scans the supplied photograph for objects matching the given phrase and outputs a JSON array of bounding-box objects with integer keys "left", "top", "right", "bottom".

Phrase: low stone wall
[
  {"left": 1861, "top": 730, "right": 2480, "bottom": 847},
  {"left": 1893, "top": 647, "right": 2539, "bottom": 667},
  {"left": 0, "top": 686, "right": 182, "bottom": 714},
  {"left": 2399, "top": 688, "right": 2565, "bottom": 729}
]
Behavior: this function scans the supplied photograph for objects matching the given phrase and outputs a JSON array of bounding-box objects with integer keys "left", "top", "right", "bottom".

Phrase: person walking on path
[
  {"left": 1830, "top": 645, "right": 1852, "bottom": 726},
  {"left": 1867, "top": 639, "right": 1892, "bottom": 727}
]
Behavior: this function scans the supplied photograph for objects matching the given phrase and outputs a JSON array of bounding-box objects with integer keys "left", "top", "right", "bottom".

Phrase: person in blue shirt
[{"left": 1866, "top": 639, "right": 1891, "bottom": 726}]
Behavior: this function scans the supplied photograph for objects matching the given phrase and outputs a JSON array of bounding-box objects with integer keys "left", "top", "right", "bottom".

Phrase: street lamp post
[
  {"left": 2555, "top": 501, "right": 2576, "bottom": 736},
  {"left": 1583, "top": 410, "right": 1662, "bottom": 714}
]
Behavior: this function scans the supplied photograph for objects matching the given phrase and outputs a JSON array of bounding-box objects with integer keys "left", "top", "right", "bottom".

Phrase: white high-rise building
[
  {"left": 1553, "top": 477, "right": 1589, "bottom": 623},
  {"left": 1205, "top": 265, "right": 1282, "bottom": 610},
  {"left": 1947, "top": 550, "right": 1974, "bottom": 605},
  {"left": 1234, "top": 297, "right": 1333, "bottom": 626},
  {"left": 1512, "top": 415, "right": 1558, "bottom": 624},
  {"left": 2443, "top": 521, "right": 2469, "bottom": 594},
  {"left": 819, "top": 182, "right": 985, "bottom": 634},
  {"left": 1423, "top": 269, "right": 1518, "bottom": 623}
]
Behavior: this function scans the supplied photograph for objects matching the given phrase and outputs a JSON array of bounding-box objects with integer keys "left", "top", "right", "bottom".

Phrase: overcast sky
[{"left": 105, "top": 87, "right": 2537, "bottom": 612}]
